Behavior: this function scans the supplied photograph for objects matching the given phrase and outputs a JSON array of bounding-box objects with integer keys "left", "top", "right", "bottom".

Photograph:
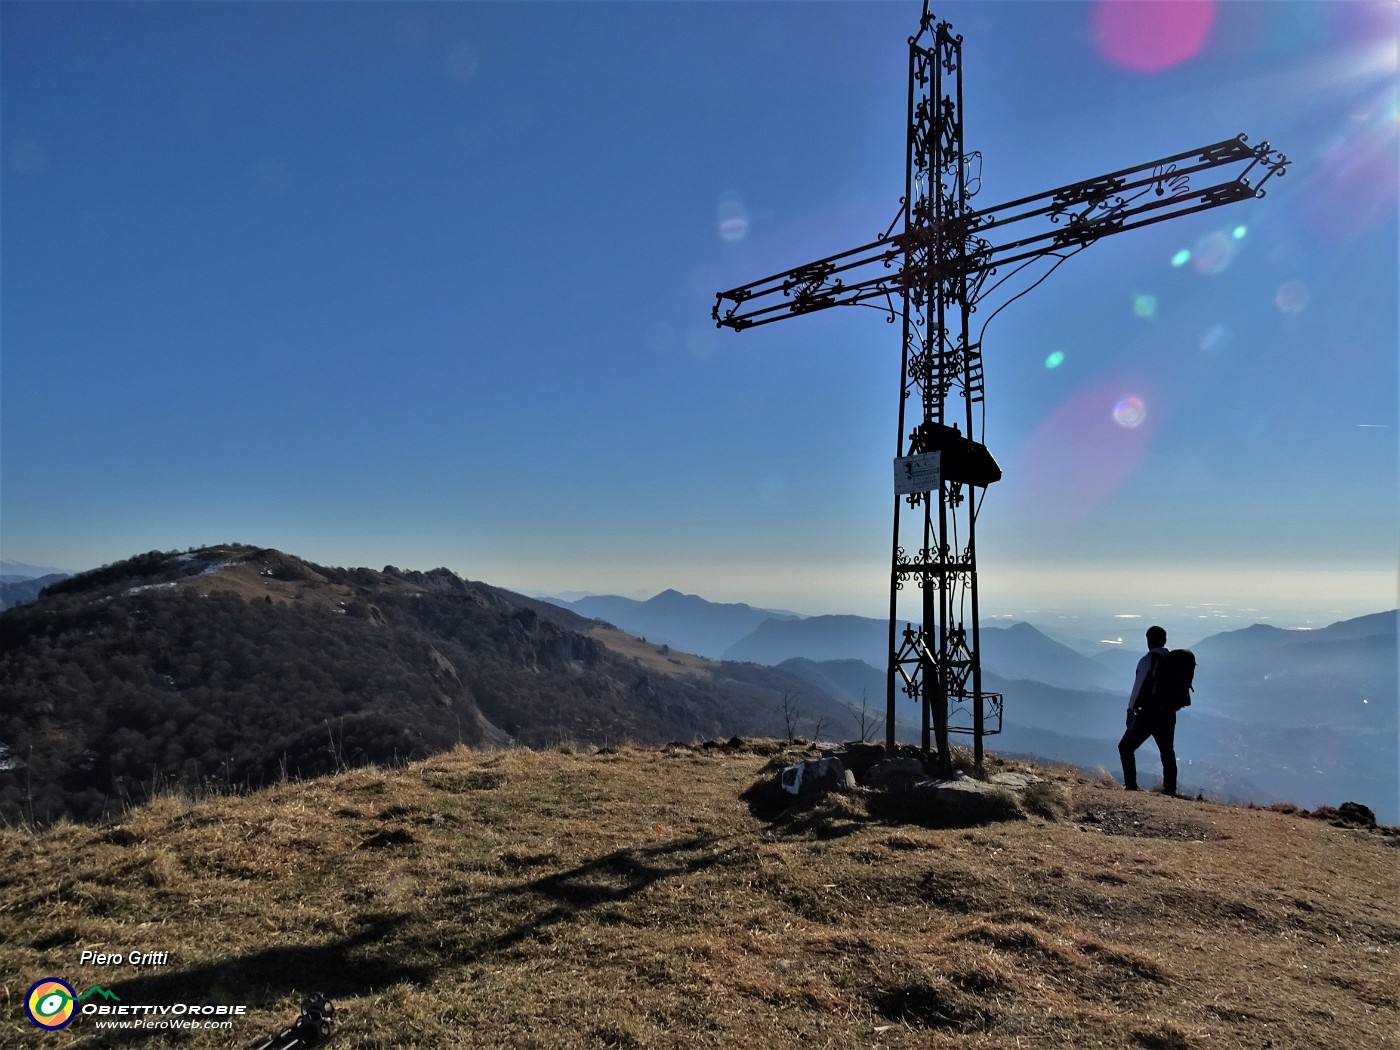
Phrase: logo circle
[{"left": 25, "top": 979, "right": 77, "bottom": 1030}]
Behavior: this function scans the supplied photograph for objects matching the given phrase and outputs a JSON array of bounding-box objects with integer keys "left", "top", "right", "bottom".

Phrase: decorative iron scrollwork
[
  {"left": 963, "top": 151, "right": 983, "bottom": 198},
  {"left": 936, "top": 22, "right": 961, "bottom": 73},
  {"left": 1200, "top": 135, "right": 1255, "bottom": 165},
  {"left": 1050, "top": 175, "right": 1124, "bottom": 216},
  {"left": 782, "top": 261, "right": 840, "bottom": 312},
  {"left": 936, "top": 96, "right": 961, "bottom": 169},
  {"left": 1200, "top": 181, "right": 1254, "bottom": 207},
  {"left": 1152, "top": 163, "right": 1190, "bottom": 198}
]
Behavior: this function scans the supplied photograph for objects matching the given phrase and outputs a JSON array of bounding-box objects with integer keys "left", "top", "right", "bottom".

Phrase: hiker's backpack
[{"left": 1148, "top": 649, "right": 1196, "bottom": 711}]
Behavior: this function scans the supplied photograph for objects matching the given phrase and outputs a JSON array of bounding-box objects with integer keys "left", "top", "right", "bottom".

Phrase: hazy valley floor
[{"left": 2, "top": 744, "right": 1396, "bottom": 1049}]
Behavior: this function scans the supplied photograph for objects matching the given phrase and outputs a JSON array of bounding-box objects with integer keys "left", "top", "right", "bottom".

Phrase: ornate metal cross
[{"left": 713, "top": 3, "right": 1287, "bottom": 774}]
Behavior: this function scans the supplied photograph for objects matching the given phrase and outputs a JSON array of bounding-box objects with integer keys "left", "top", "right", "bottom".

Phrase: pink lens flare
[
  {"left": 1113, "top": 396, "right": 1147, "bottom": 429},
  {"left": 1092, "top": 0, "right": 1216, "bottom": 74}
]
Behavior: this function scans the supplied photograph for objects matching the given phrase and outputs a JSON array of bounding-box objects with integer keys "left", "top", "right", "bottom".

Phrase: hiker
[{"left": 1119, "top": 625, "right": 1177, "bottom": 796}]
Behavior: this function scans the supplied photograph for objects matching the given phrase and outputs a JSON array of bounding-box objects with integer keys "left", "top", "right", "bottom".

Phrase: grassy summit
[{"left": 2, "top": 744, "right": 1396, "bottom": 1048}]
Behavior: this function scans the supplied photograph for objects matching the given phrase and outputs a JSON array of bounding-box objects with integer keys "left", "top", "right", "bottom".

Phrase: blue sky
[{"left": 3, "top": 0, "right": 1396, "bottom": 637}]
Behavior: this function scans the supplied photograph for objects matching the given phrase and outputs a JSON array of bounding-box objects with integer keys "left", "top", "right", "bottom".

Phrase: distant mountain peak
[
  {"left": 1005, "top": 621, "right": 1044, "bottom": 635},
  {"left": 0, "top": 560, "right": 71, "bottom": 579}
]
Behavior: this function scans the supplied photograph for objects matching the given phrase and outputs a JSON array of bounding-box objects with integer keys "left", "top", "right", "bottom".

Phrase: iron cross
[{"left": 713, "top": 3, "right": 1287, "bottom": 774}]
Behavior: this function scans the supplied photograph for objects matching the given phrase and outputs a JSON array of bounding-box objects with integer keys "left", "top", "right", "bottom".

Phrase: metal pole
[{"left": 888, "top": 30, "right": 920, "bottom": 756}]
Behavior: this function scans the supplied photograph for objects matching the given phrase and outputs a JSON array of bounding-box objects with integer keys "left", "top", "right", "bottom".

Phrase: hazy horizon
[
  {"left": 517, "top": 567, "right": 1393, "bottom": 647},
  {"left": 8, "top": 544, "right": 1393, "bottom": 651}
]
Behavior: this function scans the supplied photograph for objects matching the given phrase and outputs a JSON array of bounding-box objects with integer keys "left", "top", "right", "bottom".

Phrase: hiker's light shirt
[{"left": 1129, "top": 646, "right": 1171, "bottom": 708}]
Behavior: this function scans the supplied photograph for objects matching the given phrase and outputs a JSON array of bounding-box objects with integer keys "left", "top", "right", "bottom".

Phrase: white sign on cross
[{"left": 893, "top": 452, "right": 941, "bottom": 496}]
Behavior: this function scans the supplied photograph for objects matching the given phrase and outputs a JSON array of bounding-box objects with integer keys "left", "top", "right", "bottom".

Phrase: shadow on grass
[
  {"left": 89, "top": 911, "right": 426, "bottom": 1045},
  {"left": 871, "top": 978, "right": 994, "bottom": 1032},
  {"left": 77, "top": 839, "right": 735, "bottom": 1044},
  {"left": 467, "top": 835, "right": 735, "bottom": 956},
  {"left": 865, "top": 785, "right": 1026, "bottom": 829},
  {"left": 739, "top": 771, "right": 797, "bottom": 822}
]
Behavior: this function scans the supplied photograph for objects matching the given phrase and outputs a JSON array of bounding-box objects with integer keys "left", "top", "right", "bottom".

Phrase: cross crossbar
[{"left": 714, "top": 135, "right": 1286, "bottom": 331}]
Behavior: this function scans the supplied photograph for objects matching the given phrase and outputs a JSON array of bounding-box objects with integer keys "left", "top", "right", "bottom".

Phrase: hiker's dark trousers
[{"left": 1119, "top": 708, "right": 1177, "bottom": 795}]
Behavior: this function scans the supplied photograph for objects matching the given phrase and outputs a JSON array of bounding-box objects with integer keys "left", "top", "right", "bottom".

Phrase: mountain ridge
[
  {"left": 0, "top": 545, "right": 844, "bottom": 825},
  {"left": 547, "top": 589, "right": 799, "bottom": 660}
]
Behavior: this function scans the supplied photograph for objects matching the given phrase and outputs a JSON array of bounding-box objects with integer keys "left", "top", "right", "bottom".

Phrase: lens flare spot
[
  {"left": 1192, "top": 230, "right": 1236, "bottom": 275},
  {"left": 1232, "top": 225, "right": 1248, "bottom": 240},
  {"left": 1044, "top": 350, "right": 1065, "bottom": 369},
  {"left": 1092, "top": 0, "right": 1216, "bottom": 74},
  {"left": 1170, "top": 248, "right": 1191, "bottom": 268},
  {"left": 1113, "top": 396, "right": 1147, "bottom": 429},
  {"left": 717, "top": 193, "right": 749, "bottom": 243},
  {"left": 1275, "top": 279, "right": 1310, "bottom": 314},
  {"left": 1199, "top": 323, "right": 1230, "bottom": 354},
  {"left": 1133, "top": 294, "right": 1157, "bottom": 319},
  {"left": 1014, "top": 377, "right": 1157, "bottom": 527}
]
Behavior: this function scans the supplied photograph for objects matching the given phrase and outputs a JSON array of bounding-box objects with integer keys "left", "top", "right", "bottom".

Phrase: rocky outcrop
[{"left": 762, "top": 741, "right": 1047, "bottom": 824}]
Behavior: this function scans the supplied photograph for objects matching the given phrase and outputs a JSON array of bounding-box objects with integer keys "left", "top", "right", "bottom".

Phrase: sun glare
[{"left": 1266, "top": 11, "right": 1398, "bottom": 240}]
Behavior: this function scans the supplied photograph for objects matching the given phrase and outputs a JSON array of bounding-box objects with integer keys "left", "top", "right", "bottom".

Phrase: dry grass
[
  {"left": 585, "top": 626, "right": 721, "bottom": 680},
  {"left": 1, "top": 744, "right": 1396, "bottom": 1049}
]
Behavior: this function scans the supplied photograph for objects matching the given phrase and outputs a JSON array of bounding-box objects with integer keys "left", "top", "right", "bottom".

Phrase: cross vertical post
[{"left": 888, "top": 10, "right": 995, "bottom": 776}]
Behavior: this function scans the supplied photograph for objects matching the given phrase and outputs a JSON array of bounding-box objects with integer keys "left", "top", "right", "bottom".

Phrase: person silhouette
[{"left": 1118, "top": 625, "right": 1177, "bottom": 796}]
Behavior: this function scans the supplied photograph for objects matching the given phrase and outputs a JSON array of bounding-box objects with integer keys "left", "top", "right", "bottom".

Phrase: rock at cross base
[
  {"left": 864, "top": 757, "right": 927, "bottom": 791},
  {"left": 780, "top": 757, "right": 857, "bottom": 799},
  {"left": 912, "top": 772, "right": 1021, "bottom": 822},
  {"left": 986, "top": 771, "right": 1043, "bottom": 791}
]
